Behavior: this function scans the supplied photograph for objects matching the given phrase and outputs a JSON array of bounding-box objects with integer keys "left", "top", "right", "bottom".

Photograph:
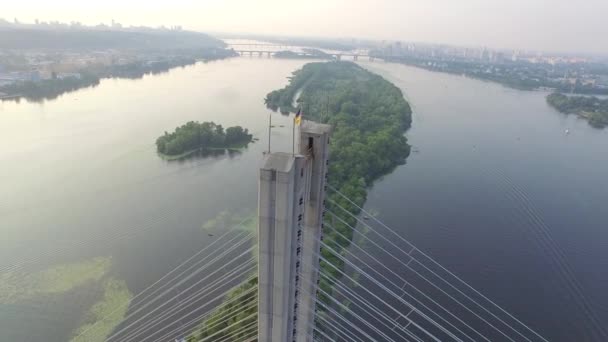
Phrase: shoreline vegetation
[
  {"left": 381, "top": 55, "right": 608, "bottom": 95},
  {"left": 0, "top": 51, "right": 236, "bottom": 102},
  {"left": 187, "top": 61, "right": 412, "bottom": 340},
  {"left": 157, "top": 144, "right": 249, "bottom": 161},
  {"left": 186, "top": 277, "right": 258, "bottom": 342},
  {"left": 0, "top": 27, "right": 237, "bottom": 102},
  {"left": 156, "top": 121, "right": 253, "bottom": 158},
  {"left": 547, "top": 92, "right": 608, "bottom": 128}
]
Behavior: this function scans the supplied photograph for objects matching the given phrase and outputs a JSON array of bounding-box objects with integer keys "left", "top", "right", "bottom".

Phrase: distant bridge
[
  {"left": 226, "top": 43, "right": 378, "bottom": 61},
  {"left": 226, "top": 43, "right": 301, "bottom": 49},
  {"left": 231, "top": 50, "right": 377, "bottom": 61}
]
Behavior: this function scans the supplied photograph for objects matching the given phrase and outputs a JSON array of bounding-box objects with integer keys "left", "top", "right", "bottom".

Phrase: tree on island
[{"left": 156, "top": 121, "right": 252, "bottom": 156}]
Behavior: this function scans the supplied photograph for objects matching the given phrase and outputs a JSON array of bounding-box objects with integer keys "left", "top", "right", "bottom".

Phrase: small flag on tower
[{"left": 294, "top": 108, "right": 302, "bottom": 126}]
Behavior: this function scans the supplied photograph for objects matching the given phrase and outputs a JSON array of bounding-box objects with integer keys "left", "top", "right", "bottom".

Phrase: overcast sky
[{"left": 5, "top": 0, "right": 608, "bottom": 55}]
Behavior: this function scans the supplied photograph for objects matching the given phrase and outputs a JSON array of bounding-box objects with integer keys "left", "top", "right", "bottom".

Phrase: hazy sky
[{"left": 5, "top": 0, "right": 608, "bottom": 55}]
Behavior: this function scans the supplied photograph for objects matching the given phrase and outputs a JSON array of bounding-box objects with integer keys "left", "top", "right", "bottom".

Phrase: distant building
[
  {"left": 495, "top": 52, "right": 506, "bottom": 63},
  {"left": 0, "top": 70, "right": 41, "bottom": 83},
  {"left": 566, "top": 78, "right": 578, "bottom": 85},
  {"left": 30, "top": 71, "right": 40, "bottom": 81},
  {"left": 582, "top": 79, "right": 596, "bottom": 86},
  {"left": 394, "top": 41, "right": 403, "bottom": 56},
  {"left": 111, "top": 19, "right": 122, "bottom": 29},
  {"left": 511, "top": 51, "right": 519, "bottom": 62},
  {"left": 481, "top": 48, "right": 489, "bottom": 61},
  {"left": 56, "top": 72, "right": 82, "bottom": 80}
]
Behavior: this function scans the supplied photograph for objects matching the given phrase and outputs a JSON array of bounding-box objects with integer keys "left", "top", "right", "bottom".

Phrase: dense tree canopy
[
  {"left": 268, "top": 61, "right": 412, "bottom": 303},
  {"left": 186, "top": 277, "right": 257, "bottom": 342},
  {"left": 547, "top": 92, "right": 608, "bottom": 128},
  {"left": 156, "top": 121, "right": 253, "bottom": 156},
  {"left": 0, "top": 73, "right": 100, "bottom": 101}
]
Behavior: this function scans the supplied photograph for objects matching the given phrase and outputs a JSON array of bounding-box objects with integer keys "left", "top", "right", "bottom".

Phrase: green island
[
  {"left": 156, "top": 121, "right": 253, "bottom": 159},
  {"left": 547, "top": 92, "right": 608, "bottom": 128},
  {"left": 186, "top": 61, "right": 412, "bottom": 340}
]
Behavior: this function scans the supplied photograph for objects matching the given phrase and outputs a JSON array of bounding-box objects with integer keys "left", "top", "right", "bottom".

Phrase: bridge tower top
[{"left": 257, "top": 120, "right": 331, "bottom": 342}]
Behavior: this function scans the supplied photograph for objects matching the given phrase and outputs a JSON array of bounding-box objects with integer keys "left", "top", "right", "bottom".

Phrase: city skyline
[{"left": 3, "top": 0, "right": 608, "bottom": 56}]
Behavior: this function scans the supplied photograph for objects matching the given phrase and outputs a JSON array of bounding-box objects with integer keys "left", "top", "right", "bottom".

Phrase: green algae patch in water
[
  {"left": 69, "top": 278, "right": 132, "bottom": 342},
  {"left": 0, "top": 257, "right": 112, "bottom": 304}
]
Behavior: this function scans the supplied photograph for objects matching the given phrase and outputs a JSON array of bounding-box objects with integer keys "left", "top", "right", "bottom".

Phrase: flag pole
[
  {"left": 268, "top": 113, "right": 272, "bottom": 154},
  {"left": 293, "top": 105, "right": 302, "bottom": 156},
  {"left": 292, "top": 110, "right": 295, "bottom": 156}
]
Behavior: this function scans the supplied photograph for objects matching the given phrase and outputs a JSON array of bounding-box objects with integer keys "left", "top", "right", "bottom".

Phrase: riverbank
[
  {"left": 547, "top": 92, "right": 608, "bottom": 128},
  {"left": 383, "top": 56, "right": 608, "bottom": 95},
  {"left": 0, "top": 50, "right": 237, "bottom": 102}
]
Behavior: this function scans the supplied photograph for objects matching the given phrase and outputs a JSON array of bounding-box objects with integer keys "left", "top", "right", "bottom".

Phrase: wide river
[{"left": 0, "top": 57, "right": 607, "bottom": 341}]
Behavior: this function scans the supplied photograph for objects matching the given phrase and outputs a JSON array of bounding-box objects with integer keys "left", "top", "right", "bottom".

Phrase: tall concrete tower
[
  {"left": 258, "top": 120, "right": 331, "bottom": 342},
  {"left": 294, "top": 121, "right": 331, "bottom": 342}
]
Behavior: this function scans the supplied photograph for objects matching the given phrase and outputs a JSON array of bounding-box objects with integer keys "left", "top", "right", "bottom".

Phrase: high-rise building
[{"left": 258, "top": 121, "right": 331, "bottom": 342}]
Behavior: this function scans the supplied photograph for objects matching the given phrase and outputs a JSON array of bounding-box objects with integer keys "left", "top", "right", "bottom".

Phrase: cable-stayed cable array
[
  {"left": 65, "top": 181, "right": 560, "bottom": 342},
  {"left": 307, "top": 184, "right": 551, "bottom": 342},
  {"left": 71, "top": 222, "right": 257, "bottom": 342}
]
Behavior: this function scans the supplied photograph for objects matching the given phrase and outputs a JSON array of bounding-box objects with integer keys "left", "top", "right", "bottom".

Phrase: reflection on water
[{"left": 166, "top": 147, "right": 247, "bottom": 163}]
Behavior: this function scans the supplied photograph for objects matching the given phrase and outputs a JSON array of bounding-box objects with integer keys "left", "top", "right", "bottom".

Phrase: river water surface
[
  {"left": 0, "top": 57, "right": 607, "bottom": 341},
  {"left": 359, "top": 62, "right": 608, "bottom": 341}
]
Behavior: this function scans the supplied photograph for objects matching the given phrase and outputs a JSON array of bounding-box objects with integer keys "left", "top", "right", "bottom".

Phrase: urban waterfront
[{"left": 1, "top": 57, "right": 607, "bottom": 341}]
